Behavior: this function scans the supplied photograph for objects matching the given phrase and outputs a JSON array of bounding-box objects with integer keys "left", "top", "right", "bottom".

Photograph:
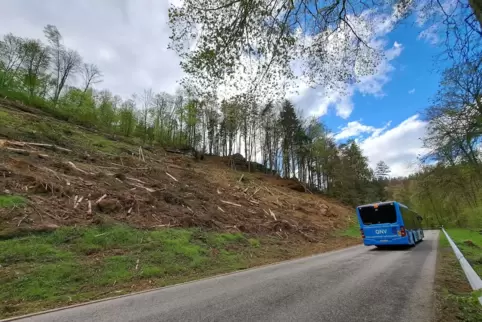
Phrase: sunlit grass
[
  {"left": 0, "top": 195, "right": 26, "bottom": 208},
  {"left": 0, "top": 225, "right": 261, "bottom": 318},
  {"left": 436, "top": 230, "right": 482, "bottom": 321},
  {"left": 444, "top": 229, "right": 482, "bottom": 276}
]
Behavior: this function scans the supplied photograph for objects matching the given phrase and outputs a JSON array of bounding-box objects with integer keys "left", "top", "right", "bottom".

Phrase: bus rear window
[{"left": 358, "top": 204, "right": 397, "bottom": 225}]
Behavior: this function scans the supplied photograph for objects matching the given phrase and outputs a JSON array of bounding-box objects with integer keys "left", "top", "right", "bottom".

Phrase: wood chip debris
[
  {"left": 74, "top": 196, "right": 84, "bottom": 209},
  {"left": 252, "top": 187, "right": 261, "bottom": 196},
  {"left": 220, "top": 200, "right": 242, "bottom": 207},
  {"left": 127, "top": 182, "right": 155, "bottom": 193},
  {"left": 138, "top": 147, "right": 145, "bottom": 162},
  {"left": 95, "top": 194, "right": 107, "bottom": 204},
  {"left": 17, "top": 214, "right": 29, "bottom": 227},
  {"left": 126, "top": 177, "right": 146, "bottom": 184},
  {"left": 264, "top": 186, "right": 274, "bottom": 196},
  {"left": 67, "top": 161, "right": 89, "bottom": 175},
  {"left": 165, "top": 172, "right": 178, "bottom": 182}
]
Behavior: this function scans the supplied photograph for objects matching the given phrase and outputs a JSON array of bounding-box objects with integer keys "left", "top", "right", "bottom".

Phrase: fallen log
[{"left": 6, "top": 140, "right": 71, "bottom": 153}]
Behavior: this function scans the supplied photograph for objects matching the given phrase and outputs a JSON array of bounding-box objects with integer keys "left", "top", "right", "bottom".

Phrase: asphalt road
[{"left": 9, "top": 231, "right": 439, "bottom": 322}]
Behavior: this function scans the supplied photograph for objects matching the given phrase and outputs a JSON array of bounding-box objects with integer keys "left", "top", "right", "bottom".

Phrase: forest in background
[
  {"left": 0, "top": 25, "right": 391, "bottom": 208},
  {"left": 389, "top": 44, "right": 482, "bottom": 228},
  {"left": 166, "top": 0, "right": 482, "bottom": 229},
  {"left": 0, "top": 22, "right": 480, "bottom": 228}
]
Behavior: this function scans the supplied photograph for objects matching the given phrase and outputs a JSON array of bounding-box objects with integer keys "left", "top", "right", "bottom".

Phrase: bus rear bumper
[{"left": 363, "top": 236, "right": 410, "bottom": 246}]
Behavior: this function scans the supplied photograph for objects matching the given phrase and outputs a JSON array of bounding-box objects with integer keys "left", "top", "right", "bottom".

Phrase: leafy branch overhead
[
  {"left": 168, "top": 0, "right": 481, "bottom": 97},
  {"left": 168, "top": 0, "right": 393, "bottom": 96}
]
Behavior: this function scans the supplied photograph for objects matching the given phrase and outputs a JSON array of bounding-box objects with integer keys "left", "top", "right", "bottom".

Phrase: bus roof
[{"left": 356, "top": 201, "right": 408, "bottom": 209}]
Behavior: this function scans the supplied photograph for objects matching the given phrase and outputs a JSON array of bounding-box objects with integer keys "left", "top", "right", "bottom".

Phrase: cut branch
[
  {"left": 220, "top": 200, "right": 242, "bottom": 207},
  {"left": 95, "top": 194, "right": 107, "bottom": 204},
  {"left": 67, "top": 161, "right": 90, "bottom": 175},
  {"left": 5, "top": 140, "right": 71, "bottom": 153},
  {"left": 166, "top": 172, "right": 178, "bottom": 182},
  {"left": 138, "top": 146, "right": 145, "bottom": 162},
  {"left": 74, "top": 196, "right": 84, "bottom": 209},
  {"left": 17, "top": 214, "right": 29, "bottom": 227}
]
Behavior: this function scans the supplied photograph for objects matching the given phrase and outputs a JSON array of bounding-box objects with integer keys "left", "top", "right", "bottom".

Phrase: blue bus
[{"left": 356, "top": 201, "right": 424, "bottom": 247}]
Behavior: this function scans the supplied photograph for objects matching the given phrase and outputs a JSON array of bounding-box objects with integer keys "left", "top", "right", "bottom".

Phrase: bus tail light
[
  {"left": 400, "top": 226, "right": 406, "bottom": 237},
  {"left": 360, "top": 228, "right": 365, "bottom": 238}
]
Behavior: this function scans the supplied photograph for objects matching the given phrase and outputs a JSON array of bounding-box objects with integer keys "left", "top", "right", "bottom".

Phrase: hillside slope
[
  {"left": 0, "top": 100, "right": 354, "bottom": 240},
  {"left": 0, "top": 100, "right": 362, "bottom": 318}
]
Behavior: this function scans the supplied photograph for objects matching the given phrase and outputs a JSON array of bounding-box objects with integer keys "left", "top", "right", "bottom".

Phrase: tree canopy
[{"left": 168, "top": 0, "right": 481, "bottom": 98}]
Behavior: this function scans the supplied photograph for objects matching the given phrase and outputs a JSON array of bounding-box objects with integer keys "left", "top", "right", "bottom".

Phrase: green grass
[
  {"left": 0, "top": 88, "right": 63, "bottom": 119},
  {"left": 338, "top": 224, "right": 361, "bottom": 238},
  {"left": 0, "top": 195, "right": 26, "bottom": 208},
  {"left": 436, "top": 230, "right": 482, "bottom": 321},
  {"left": 445, "top": 228, "right": 482, "bottom": 277},
  {"left": 248, "top": 238, "right": 261, "bottom": 248},
  {"left": 336, "top": 217, "right": 361, "bottom": 238},
  {"left": 0, "top": 224, "right": 359, "bottom": 318},
  {"left": 462, "top": 205, "right": 482, "bottom": 229},
  {"left": 0, "top": 105, "right": 136, "bottom": 155},
  {"left": 0, "top": 225, "right": 263, "bottom": 318}
]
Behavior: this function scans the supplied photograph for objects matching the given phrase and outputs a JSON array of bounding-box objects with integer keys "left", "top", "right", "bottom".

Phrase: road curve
[{"left": 8, "top": 231, "right": 439, "bottom": 322}]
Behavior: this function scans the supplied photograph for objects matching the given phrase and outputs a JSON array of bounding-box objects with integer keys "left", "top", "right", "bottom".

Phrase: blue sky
[
  {"left": 310, "top": 12, "right": 451, "bottom": 177},
  {"left": 325, "top": 16, "right": 446, "bottom": 133},
  {"left": 0, "top": 0, "right": 449, "bottom": 177}
]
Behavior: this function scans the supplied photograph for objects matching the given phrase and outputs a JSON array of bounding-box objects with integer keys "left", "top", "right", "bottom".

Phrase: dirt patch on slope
[{"left": 0, "top": 106, "right": 354, "bottom": 240}]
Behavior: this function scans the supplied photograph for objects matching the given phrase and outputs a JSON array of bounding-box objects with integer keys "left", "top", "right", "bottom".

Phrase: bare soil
[{"left": 0, "top": 103, "right": 355, "bottom": 241}]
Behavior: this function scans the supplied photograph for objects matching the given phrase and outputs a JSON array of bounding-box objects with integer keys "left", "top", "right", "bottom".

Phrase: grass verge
[
  {"left": 434, "top": 229, "right": 482, "bottom": 322},
  {"left": 445, "top": 229, "right": 482, "bottom": 276},
  {"left": 0, "top": 195, "right": 26, "bottom": 208},
  {"left": 335, "top": 215, "right": 361, "bottom": 239},
  {"left": 0, "top": 225, "right": 358, "bottom": 318},
  {"left": 337, "top": 223, "right": 361, "bottom": 238}
]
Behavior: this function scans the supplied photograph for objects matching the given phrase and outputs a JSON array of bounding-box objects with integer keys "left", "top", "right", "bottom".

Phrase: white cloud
[
  {"left": 408, "top": 88, "right": 415, "bottom": 94},
  {"left": 0, "top": 0, "right": 405, "bottom": 121},
  {"left": 415, "top": 0, "right": 457, "bottom": 27},
  {"left": 417, "top": 25, "right": 441, "bottom": 45},
  {"left": 210, "top": 6, "right": 406, "bottom": 119},
  {"left": 290, "top": 40, "right": 403, "bottom": 119},
  {"left": 415, "top": 0, "right": 459, "bottom": 46},
  {"left": 334, "top": 121, "right": 391, "bottom": 140},
  {"left": 289, "top": 10, "right": 405, "bottom": 119},
  {"left": 0, "top": 0, "right": 183, "bottom": 99},
  {"left": 356, "top": 42, "right": 402, "bottom": 97},
  {"left": 335, "top": 115, "right": 429, "bottom": 177}
]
